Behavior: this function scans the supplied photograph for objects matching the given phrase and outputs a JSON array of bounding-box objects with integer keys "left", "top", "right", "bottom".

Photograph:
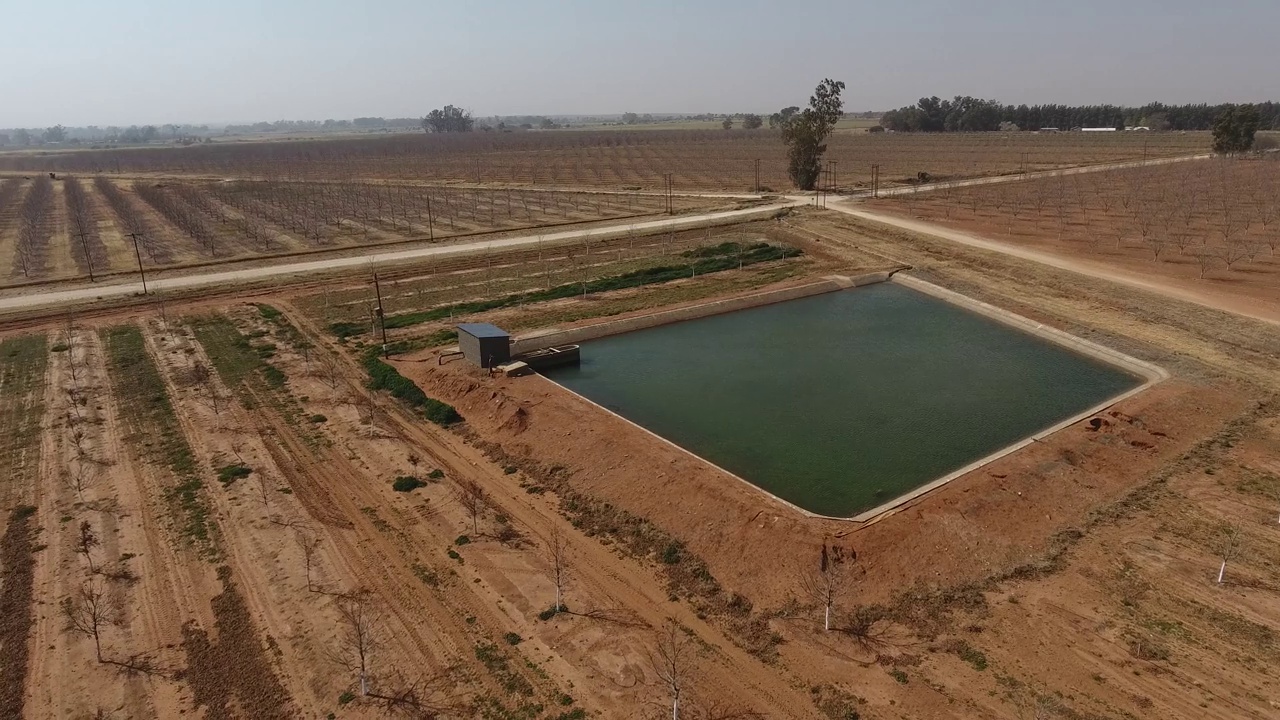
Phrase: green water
[{"left": 542, "top": 283, "right": 1142, "bottom": 518}]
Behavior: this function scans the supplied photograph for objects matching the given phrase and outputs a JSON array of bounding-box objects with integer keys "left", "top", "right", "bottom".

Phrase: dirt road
[
  {"left": 0, "top": 203, "right": 793, "bottom": 315},
  {"left": 831, "top": 204, "right": 1280, "bottom": 327}
]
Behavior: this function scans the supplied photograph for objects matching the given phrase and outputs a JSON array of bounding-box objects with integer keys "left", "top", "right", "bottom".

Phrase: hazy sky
[{"left": 2, "top": 0, "right": 1276, "bottom": 127}]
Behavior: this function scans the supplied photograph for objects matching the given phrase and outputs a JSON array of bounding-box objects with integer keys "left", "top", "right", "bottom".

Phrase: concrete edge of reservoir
[
  {"left": 523, "top": 271, "right": 1170, "bottom": 528},
  {"left": 511, "top": 271, "right": 891, "bottom": 353}
]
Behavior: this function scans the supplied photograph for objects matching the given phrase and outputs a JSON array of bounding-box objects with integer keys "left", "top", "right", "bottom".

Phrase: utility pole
[
  {"left": 829, "top": 160, "right": 838, "bottom": 196},
  {"left": 425, "top": 195, "right": 435, "bottom": 241},
  {"left": 126, "top": 232, "right": 147, "bottom": 295},
  {"left": 73, "top": 230, "right": 95, "bottom": 281},
  {"left": 754, "top": 158, "right": 760, "bottom": 193},
  {"left": 372, "top": 271, "right": 388, "bottom": 357},
  {"left": 871, "top": 164, "right": 880, "bottom": 199}
]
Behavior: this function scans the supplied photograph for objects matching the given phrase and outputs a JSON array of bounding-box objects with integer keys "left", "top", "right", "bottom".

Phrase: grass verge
[{"left": 332, "top": 241, "right": 801, "bottom": 338}]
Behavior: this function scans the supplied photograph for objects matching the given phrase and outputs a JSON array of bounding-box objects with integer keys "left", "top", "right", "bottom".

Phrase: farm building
[
  {"left": 457, "top": 323, "right": 511, "bottom": 368},
  {"left": 1081, "top": 127, "right": 1118, "bottom": 132}
]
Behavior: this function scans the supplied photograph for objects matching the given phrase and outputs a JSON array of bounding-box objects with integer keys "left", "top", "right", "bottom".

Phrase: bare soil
[{"left": 0, "top": 207, "right": 1276, "bottom": 719}]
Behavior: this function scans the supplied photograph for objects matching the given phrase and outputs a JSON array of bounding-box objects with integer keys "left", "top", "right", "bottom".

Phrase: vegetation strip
[
  {"left": 189, "top": 314, "right": 291, "bottom": 392},
  {"left": 181, "top": 566, "right": 293, "bottom": 719},
  {"left": 363, "top": 354, "right": 462, "bottom": 426},
  {"left": 0, "top": 335, "right": 49, "bottom": 494},
  {"left": 331, "top": 241, "right": 801, "bottom": 338},
  {"left": 102, "top": 325, "right": 218, "bottom": 554},
  {"left": 0, "top": 506, "right": 38, "bottom": 718},
  {"left": 0, "top": 336, "right": 47, "bottom": 719}
]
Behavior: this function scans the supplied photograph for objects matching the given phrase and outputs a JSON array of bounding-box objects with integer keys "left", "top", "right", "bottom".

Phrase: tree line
[{"left": 880, "top": 97, "right": 1280, "bottom": 132}]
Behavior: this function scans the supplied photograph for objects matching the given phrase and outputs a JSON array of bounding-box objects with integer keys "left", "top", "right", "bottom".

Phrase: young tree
[
  {"left": 741, "top": 114, "right": 763, "bottom": 130},
  {"left": 62, "top": 581, "right": 117, "bottom": 662},
  {"left": 335, "top": 592, "right": 378, "bottom": 696},
  {"left": 1216, "top": 523, "right": 1243, "bottom": 584},
  {"left": 297, "top": 529, "right": 322, "bottom": 593},
  {"left": 779, "top": 79, "right": 845, "bottom": 190},
  {"left": 546, "top": 527, "right": 570, "bottom": 614},
  {"left": 652, "top": 619, "right": 691, "bottom": 720},
  {"left": 456, "top": 479, "right": 487, "bottom": 535},
  {"left": 801, "top": 542, "right": 854, "bottom": 631},
  {"left": 76, "top": 520, "right": 100, "bottom": 574}
]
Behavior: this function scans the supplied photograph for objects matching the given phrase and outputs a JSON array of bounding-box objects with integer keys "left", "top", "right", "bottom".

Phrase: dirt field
[
  {"left": 0, "top": 130, "right": 1209, "bottom": 192},
  {"left": 1, "top": 204, "right": 1277, "bottom": 719},
  {"left": 864, "top": 157, "right": 1280, "bottom": 322}
]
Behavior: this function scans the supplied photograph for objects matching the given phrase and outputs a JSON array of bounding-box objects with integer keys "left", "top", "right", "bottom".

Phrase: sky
[{"left": 2, "top": 0, "right": 1277, "bottom": 128}]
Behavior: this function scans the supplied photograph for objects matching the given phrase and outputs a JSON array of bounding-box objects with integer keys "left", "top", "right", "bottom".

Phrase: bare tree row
[{"left": 15, "top": 175, "right": 53, "bottom": 277}]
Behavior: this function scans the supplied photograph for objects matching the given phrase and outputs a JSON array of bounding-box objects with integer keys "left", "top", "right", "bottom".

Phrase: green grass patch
[
  {"left": 255, "top": 303, "right": 284, "bottom": 321},
  {"left": 474, "top": 641, "right": 535, "bottom": 697},
  {"left": 102, "top": 325, "right": 217, "bottom": 555},
  {"left": 947, "top": 639, "right": 989, "bottom": 671}
]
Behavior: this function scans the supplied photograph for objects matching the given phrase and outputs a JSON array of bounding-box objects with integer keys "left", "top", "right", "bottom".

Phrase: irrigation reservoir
[{"left": 542, "top": 282, "right": 1144, "bottom": 518}]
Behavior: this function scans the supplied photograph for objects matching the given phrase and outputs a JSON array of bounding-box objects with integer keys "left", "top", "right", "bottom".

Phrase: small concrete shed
[{"left": 457, "top": 323, "right": 511, "bottom": 368}]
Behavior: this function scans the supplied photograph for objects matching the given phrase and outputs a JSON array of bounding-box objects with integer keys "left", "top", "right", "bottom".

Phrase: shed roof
[{"left": 457, "top": 322, "right": 509, "bottom": 339}]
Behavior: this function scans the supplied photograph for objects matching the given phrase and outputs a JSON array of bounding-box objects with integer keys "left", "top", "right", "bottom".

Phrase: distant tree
[
  {"left": 1213, "top": 104, "right": 1261, "bottom": 154},
  {"left": 741, "top": 114, "right": 763, "bottom": 130},
  {"left": 721, "top": 116, "right": 734, "bottom": 130},
  {"left": 43, "top": 124, "right": 67, "bottom": 143},
  {"left": 422, "top": 105, "right": 474, "bottom": 133},
  {"left": 866, "top": 125, "right": 885, "bottom": 134},
  {"left": 1140, "top": 112, "right": 1170, "bottom": 131},
  {"left": 622, "top": 112, "right": 639, "bottom": 125},
  {"left": 779, "top": 79, "right": 845, "bottom": 190},
  {"left": 13, "top": 128, "right": 32, "bottom": 146},
  {"left": 768, "top": 106, "right": 800, "bottom": 129},
  {"left": 539, "top": 117, "right": 557, "bottom": 130},
  {"left": 0, "top": 133, "right": 8, "bottom": 146}
]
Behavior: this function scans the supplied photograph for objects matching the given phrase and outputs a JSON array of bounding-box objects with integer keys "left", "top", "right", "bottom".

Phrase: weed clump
[
  {"left": 392, "top": 476, "right": 426, "bottom": 492},
  {"left": 215, "top": 464, "right": 252, "bottom": 484}
]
